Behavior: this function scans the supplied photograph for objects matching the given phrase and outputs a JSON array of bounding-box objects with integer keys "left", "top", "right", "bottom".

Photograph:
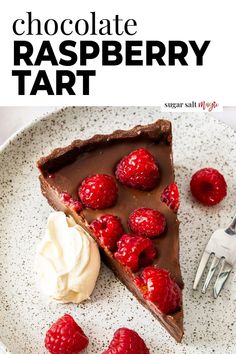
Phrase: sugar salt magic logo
[{"left": 12, "top": 11, "right": 211, "bottom": 96}]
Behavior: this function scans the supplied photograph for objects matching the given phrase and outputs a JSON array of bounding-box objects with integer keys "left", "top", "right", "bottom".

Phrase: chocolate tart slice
[{"left": 37, "top": 120, "right": 184, "bottom": 342}]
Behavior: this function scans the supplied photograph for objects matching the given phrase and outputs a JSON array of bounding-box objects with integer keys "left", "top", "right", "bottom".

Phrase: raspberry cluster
[
  {"left": 58, "top": 148, "right": 184, "bottom": 327},
  {"left": 45, "top": 315, "right": 150, "bottom": 354},
  {"left": 75, "top": 148, "right": 182, "bottom": 313},
  {"left": 72, "top": 148, "right": 166, "bottom": 272},
  {"left": 44, "top": 142, "right": 229, "bottom": 352}
]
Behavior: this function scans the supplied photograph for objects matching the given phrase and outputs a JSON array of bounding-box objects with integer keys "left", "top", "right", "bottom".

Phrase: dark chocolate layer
[{"left": 37, "top": 120, "right": 184, "bottom": 342}]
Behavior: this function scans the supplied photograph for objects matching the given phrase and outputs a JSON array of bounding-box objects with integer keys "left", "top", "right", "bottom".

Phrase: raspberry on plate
[
  {"left": 78, "top": 174, "right": 118, "bottom": 209},
  {"left": 134, "top": 267, "right": 182, "bottom": 314},
  {"left": 128, "top": 207, "right": 166, "bottom": 238},
  {"left": 190, "top": 168, "right": 227, "bottom": 206},
  {"left": 102, "top": 327, "right": 150, "bottom": 354},
  {"left": 160, "top": 183, "right": 180, "bottom": 212},
  {"left": 45, "top": 314, "right": 89, "bottom": 354},
  {"left": 60, "top": 192, "right": 83, "bottom": 213},
  {"left": 114, "top": 234, "right": 156, "bottom": 272},
  {"left": 115, "top": 148, "right": 159, "bottom": 190},
  {"left": 90, "top": 214, "right": 124, "bottom": 251}
]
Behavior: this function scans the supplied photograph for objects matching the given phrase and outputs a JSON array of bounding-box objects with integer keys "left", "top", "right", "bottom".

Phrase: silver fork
[{"left": 193, "top": 213, "right": 236, "bottom": 298}]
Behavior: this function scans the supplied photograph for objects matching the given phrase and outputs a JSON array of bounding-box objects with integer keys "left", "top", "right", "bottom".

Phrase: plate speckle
[{"left": 0, "top": 107, "right": 236, "bottom": 354}]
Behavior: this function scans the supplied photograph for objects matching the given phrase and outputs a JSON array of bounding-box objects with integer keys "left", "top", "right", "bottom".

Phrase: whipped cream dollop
[{"left": 36, "top": 212, "right": 100, "bottom": 303}]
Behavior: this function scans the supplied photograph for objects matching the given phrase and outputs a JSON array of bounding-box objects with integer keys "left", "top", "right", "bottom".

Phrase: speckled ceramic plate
[{"left": 0, "top": 107, "right": 236, "bottom": 354}]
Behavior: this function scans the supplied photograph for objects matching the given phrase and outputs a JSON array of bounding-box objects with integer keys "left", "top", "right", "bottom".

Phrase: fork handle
[{"left": 225, "top": 213, "right": 236, "bottom": 235}]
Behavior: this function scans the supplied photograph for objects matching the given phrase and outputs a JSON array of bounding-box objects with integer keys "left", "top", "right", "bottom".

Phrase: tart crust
[{"left": 37, "top": 119, "right": 184, "bottom": 342}]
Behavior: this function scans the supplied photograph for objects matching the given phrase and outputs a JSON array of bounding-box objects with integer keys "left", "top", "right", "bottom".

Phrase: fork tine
[
  {"left": 193, "top": 251, "right": 211, "bottom": 290},
  {"left": 213, "top": 259, "right": 232, "bottom": 299},
  {"left": 202, "top": 256, "right": 220, "bottom": 293}
]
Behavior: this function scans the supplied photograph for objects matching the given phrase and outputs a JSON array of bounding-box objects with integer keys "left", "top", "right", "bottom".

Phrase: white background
[
  {"left": 0, "top": 2, "right": 235, "bottom": 353},
  {"left": 0, "top": 0, "right": 235, "bottom": 105},
  {"left": 0, "top": 106, "right": 236, "bottom": 146}
]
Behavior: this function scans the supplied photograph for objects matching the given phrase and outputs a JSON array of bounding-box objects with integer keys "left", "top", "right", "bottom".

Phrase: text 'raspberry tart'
[{"left": 37, "top": 119, "right": 184, "bottom": 342}]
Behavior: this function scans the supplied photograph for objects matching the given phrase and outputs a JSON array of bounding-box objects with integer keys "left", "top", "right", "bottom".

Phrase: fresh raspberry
[
  {"left": 128, "top": 207, "right": 166, "bottom": 238},
  {"left": 45, "top": 314, "right": 89, "bottom": 354},
  {"left": 115, "top": 148, "right": 159, "bottom": 190},
  {"left": 60, "top": 192, "right": 83, "bottom": 213},
  {"left": 190, "top": 168, "right": 227, "bottom": 206},
  {"left": 78, "top": 174, "right": 118, "bottom": 209},
  {"left": 90, "top": 214, "right": 124, "bottom": 251},
  {"left": 114, "top": 234, "right": 156, "bottom": 272},
  {"left": 134, "top": 267, "right": 182, "bottom": 314},
  {"left": 102, "top": 328, "right": 150, "bottom": 354},
  {"left": 160, "top": 183, "right": 180, "bottom": 212}
]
